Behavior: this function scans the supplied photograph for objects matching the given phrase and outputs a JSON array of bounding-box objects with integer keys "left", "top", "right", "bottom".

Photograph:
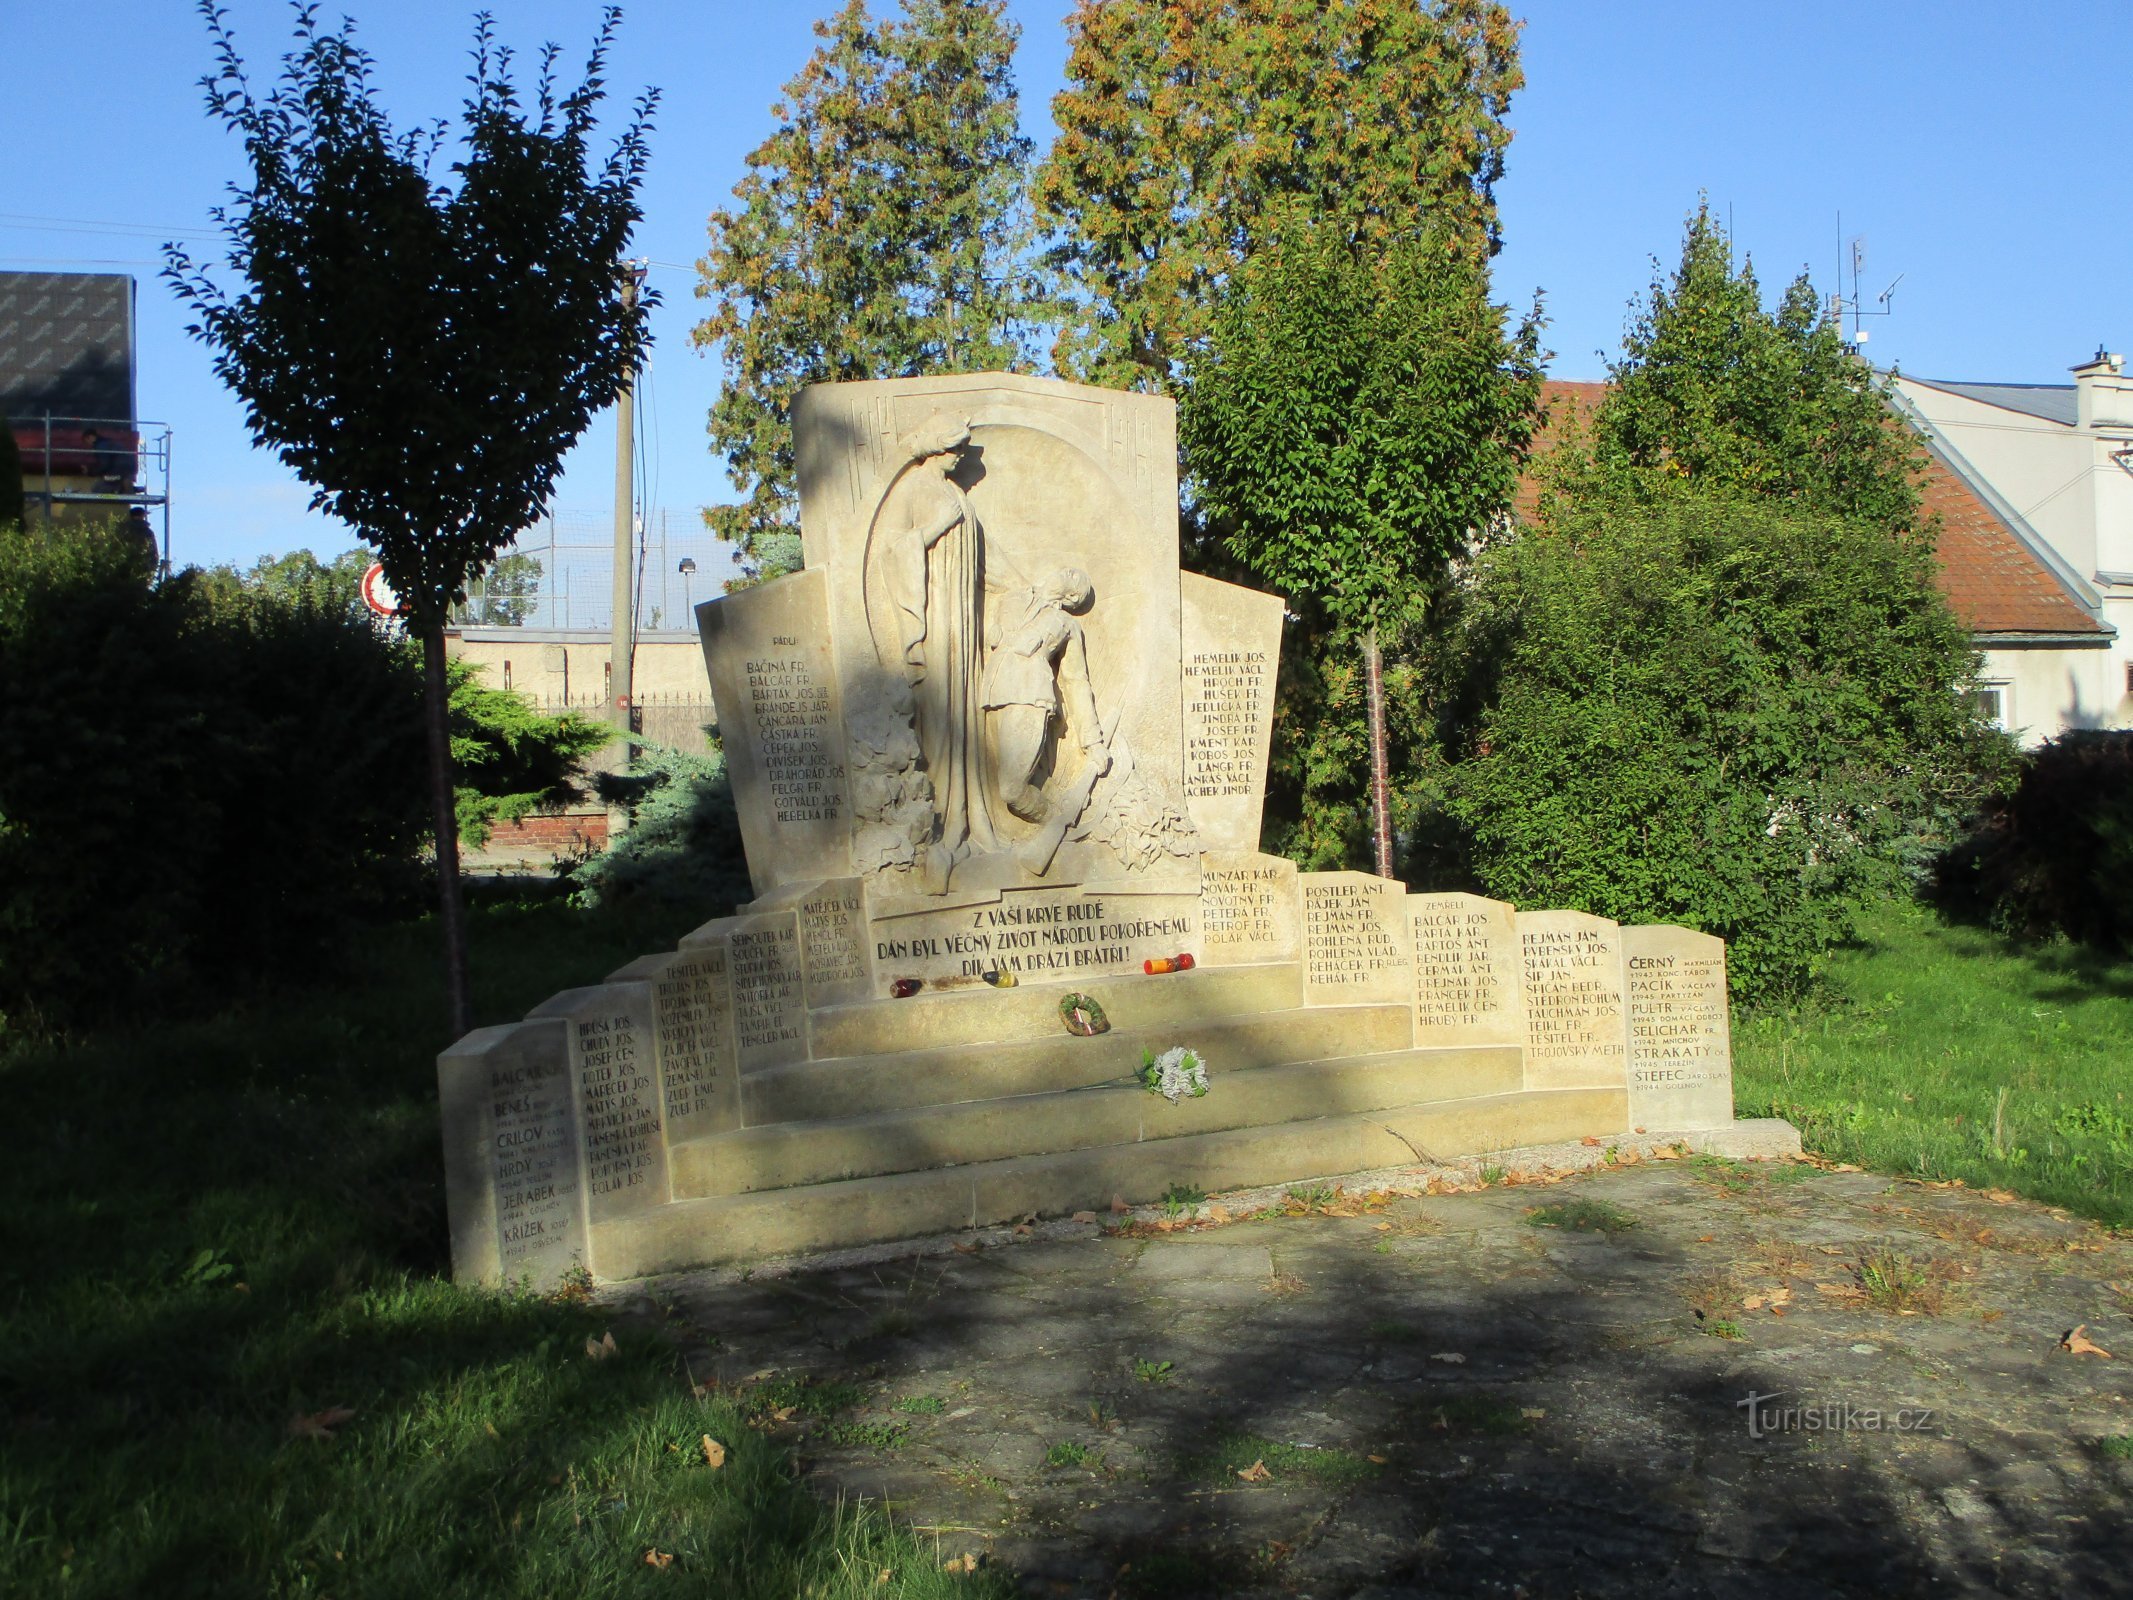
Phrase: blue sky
[{"left": 3, "top": 1, "right": 2125, "bottom": 575}]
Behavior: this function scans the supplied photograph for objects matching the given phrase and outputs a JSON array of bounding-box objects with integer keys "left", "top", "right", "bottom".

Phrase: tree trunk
[
  {"left": 1364, "top": 622, "right": 1394, "bottom": 880},
  {"left": 420, "top": 620, "right": 473, "bottom": 1037}
]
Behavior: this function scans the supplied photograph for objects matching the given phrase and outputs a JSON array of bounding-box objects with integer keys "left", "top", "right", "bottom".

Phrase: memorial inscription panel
[
  {"left": 797, "top": 879, "right": 873, "bottom": 1007},
  {"left": 437, "top": 1019, "right": 587, "bottom": 1287},
  {"left": 1179, "top": 573, "right": 1285, "bottom": 853},
  {"left": 725, "top": 912, "right": 810, "bottom": 1071},
  {"left": 532, "top": 985, "right": 670, "bottom": 1224},
  {"left": 869, "top": 883, "right": 1198, "bottom": 991},
  {"left": 1517, "top": 910, "right": 1630, "bottom": 1096},
  {"left": 1198, "top": 852, "right": 1303, "bottom": 967},
  {"left": 695, "top": 568, "right": 851, "bottom": 895},
  {"left": 1408, "top": 892, "right": 1524, "bottom": 1050},
  {"left": 1300, "top": 872, "right": 1414, "bottom": 1009},
  {"left": 639, "top": 948, "right": 740, "bottom": 1145},
  {"left": 1623, "top": 924, "right": 1734, "bottom": 1130}
]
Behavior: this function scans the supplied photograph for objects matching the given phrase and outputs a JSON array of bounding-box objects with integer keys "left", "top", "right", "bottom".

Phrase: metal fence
[{"left": 460, "top": 509, "right": 733, "bottom": 631}]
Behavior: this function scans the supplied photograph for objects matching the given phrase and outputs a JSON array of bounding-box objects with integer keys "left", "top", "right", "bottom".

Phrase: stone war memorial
[{"left": 439, "top": 373, "right": 1786, "bottom": 1288}]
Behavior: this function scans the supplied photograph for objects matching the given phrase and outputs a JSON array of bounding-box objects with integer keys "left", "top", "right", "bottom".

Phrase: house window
[{"left": 1969, "top": 683, "right": 2011, "bottom": 729}]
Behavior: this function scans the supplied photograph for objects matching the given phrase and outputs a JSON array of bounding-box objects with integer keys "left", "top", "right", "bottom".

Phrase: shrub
[
  {"left": 1440, "top": 488, "right": 2010, "bottom": 1002},
  {"left": 446, "top": 661, "right": 609, "bottom": 845},
  {"left": 570, "top": 742, "right": 750, "bottom": 915},
  {"left": 1932, "top": 730, "right": 2133, "bottom": 949},
  {"left": 0, "top": 522, "right": 431, "bottom": 1033}
]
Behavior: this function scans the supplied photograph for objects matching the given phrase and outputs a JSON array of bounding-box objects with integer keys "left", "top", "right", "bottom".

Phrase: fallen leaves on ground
[
  {"left": 1110, "top": 1193, "right": 1130, "bottom": 1215},
  {"left": 644, "top": 1550, "right": 674, "bottom": 1570},
  {"left": 1236, "top": 1459, "right": 1273, "bottom": 1482},
  {"left": 585, "top": 1331, "right": 617, "bottom": 1362},
  {"left": 1815, "top": 1282, "right": 1869, "bottom": 1305},
  {"left": 1742, "top": 1287, "right": 1794, "bottom": 1313},
  {"left": 288, "top": 1405, "right": 357, "bottom": 1441},
  {"left": 1071, "top": 1210, "right": 1098, "bottom": 1224},
  {"left": 2061, "top": 1325, "right": 2112, "bottom": 1358},
  {"left": 1430, "top": 1352, "right": 1467, "bottom": 1365},
  {"left": 943, "top": 1553, "right": 979, "bottom": 1574},
  {"left": 700, "top": 1434, "right": 726, "bottom": 1468}
]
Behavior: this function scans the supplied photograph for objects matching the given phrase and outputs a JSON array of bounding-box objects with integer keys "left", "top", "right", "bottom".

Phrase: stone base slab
[
  {"left": 590, "top": 1085, "right": 1632, "bottom": 1281},
  {"left": 603, "top": 1117, "right": 1807, "bottom": 1291},
  {"left": 741, "top": 999, "right": 1416, "bottom": 1126},
  {"left": 680, "top": 1043, "right": 1523, "bottom": 1198}
]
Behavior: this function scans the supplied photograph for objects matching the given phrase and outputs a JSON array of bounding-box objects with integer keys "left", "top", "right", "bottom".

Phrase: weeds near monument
[
  {"left": 1159, "top": 1182, "right": 1207, "bottom": 1219},
  {"left": 1524, "top": 1199, "right": 1639, "bottom": 1235},
  {"left": 1184, "top": 1432, "right": 1378, "bottom": 1487},
  {"left": 1044, "top": 1439, "right": 1099, "bottom": 1469},
  {"left": 1131, "top": 1357, "right": 1174, "bottom": 1385},
  {"left": 1853, "top": 1250, "right": 1950, "bottom": 1316}
]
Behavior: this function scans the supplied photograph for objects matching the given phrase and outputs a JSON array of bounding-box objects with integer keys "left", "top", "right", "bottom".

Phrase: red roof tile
[{"left": 1513, "top": 379, "right": 2106, "bottom": 640}]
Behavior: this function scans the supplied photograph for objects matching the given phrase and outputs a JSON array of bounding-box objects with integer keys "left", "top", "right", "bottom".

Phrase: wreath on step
[{"left": 1059, "top": 992, "right": 1109, "bottom": 1037}]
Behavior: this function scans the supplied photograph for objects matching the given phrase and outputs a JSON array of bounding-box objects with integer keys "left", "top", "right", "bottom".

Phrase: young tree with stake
[
  {"left": 1182, "top": 218, "right": 1542, "bottom": 876},
  {"left": 167, "top": 3, "right": 656, "bottom": 1034}
]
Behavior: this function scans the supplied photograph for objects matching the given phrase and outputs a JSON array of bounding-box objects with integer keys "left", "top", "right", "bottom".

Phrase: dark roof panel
[
  {"left": 0, "top": 271, "right": 136, "bottom": 423},
  {"left": 1907, "top": 378, "right": 2077, "bottom": 427}
]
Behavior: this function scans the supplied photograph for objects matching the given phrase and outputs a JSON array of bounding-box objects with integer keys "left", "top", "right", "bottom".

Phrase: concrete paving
[{"left": 616, "top": 1151, "right": 2133, "bottom": 1598}]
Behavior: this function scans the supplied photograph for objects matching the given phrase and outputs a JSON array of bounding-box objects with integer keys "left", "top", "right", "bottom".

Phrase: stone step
[
  {"left": 591, "top": 1085, "right": 1630, "bottom": 1281},
  {"left": 742, "top": 1000, "right": 1412, "bottom": 1127},
  {"left": 677, "top": 1043, "right": 1522, "bottom": 1199},
  {"left": 801, "top": 960, "right": 1305, "bottom": 1061}
]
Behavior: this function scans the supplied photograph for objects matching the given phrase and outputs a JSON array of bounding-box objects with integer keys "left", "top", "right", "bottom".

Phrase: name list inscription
[
  {"left": 1520, "top": 925, "right": 1625, "bottom": 1065},
  {"left": 652, "top": 952, "right": 733, "bottom": 1136},
  {"left": 730, "top": 921, "right": 807, "bottom": 1067},
  {"left": 1627, "top": 951, "right": 1728, "bottom": 1088},
  {"left": 1183, "top": 648, "right": 1272, "bottom": 800},
  {"left": 573, "top": 1009, "right": 663, "bottom": 1212},
  {"left": 488, "top": 1044, "right": 582, "bottom": 1272},
  {"left": 799, "top": 882, "right": 870, "bottom": 1004},
  {"left": 1202, "top": 860, "right": 1286, "bottom": 949},
  {"left": 747, "top": 635, "right": 845, "bottom": 827},
  {"left": 1302, "top": 875, "right": 1409, "bottom": 1004},
  {"left": 1411, "top": 897, "right": 1515, "bottom": 1038}
]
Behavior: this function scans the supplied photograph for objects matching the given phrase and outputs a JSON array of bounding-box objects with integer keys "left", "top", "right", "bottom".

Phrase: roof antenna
[{"left": 1828, "top": 215, "right": 1902, "bottom": 350}]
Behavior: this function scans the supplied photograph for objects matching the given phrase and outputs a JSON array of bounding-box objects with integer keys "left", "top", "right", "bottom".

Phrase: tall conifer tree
[
  {"left": 695, "top": 0, "right": 1040, "bottom": 579},
  {"left": 1036, "top": 0, "right": 1522, "bottom": 391}
]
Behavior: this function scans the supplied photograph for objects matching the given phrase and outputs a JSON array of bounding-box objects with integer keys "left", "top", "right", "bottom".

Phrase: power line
[{"left": 0, "top": 212, "right": 216, "bottom": 241}]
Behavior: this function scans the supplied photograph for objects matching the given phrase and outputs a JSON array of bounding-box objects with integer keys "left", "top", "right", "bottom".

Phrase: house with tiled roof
[
  {"left": 1521, "top": 366, "right": 2128, "bottom": 747},
  {"left": 1891, "top": 356, "right": 2129, "bottom": 743}
]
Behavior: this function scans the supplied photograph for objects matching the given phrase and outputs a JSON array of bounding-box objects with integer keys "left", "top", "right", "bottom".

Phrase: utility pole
[{"left": 608, "top": 262, "right": 644, "bottom": 834}]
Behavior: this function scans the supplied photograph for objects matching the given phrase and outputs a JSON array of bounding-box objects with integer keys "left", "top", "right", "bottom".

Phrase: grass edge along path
[
  {"left": 0, "top": 889, "right": 1008, "bottom": 1599},
  {"left": 1735, "top": 897, "right": 2133, "bottom": 1230}
]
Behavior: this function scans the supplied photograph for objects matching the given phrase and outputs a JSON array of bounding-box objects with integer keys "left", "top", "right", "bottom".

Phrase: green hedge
[{"left": 1440, "top": 488, "right": 2009, "bottom": 1002}]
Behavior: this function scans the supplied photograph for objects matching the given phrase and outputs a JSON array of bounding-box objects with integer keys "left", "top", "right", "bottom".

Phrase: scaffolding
[{"left": 6, "top": 412, "right": 173, "bottom": 563}]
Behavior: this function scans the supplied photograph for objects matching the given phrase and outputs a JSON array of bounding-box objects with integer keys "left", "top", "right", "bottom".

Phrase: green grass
[
  {"left": 2099, "top": 1436, "right": 2133, "bottom": 1462},
  {"left": 1043, "top": 1440, "right": 1098, "bottom": 1469},
  {"left": 0, "top": 889, "right": 1010, "bottom": 1599},
  {"left": 1736, "top": 899, "right": 2133, "bottom": 1228},
  {"left": 1523, "top": 1198, "right": 1639, "bottom": 1234},
  {"left": 896, "top": 1394, "right": 946, "bottom": 1416},
  {"left": 1182, "top": 1432, "right": 1378, "bottom": 1486}
]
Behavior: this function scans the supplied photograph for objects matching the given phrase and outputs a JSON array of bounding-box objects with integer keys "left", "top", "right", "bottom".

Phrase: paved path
[{"left": 625, "top": 1152, "right": 2133, "bottom": 1598}]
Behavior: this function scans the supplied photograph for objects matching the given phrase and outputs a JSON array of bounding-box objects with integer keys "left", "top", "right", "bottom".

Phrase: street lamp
[{"left": 678, "top": 556, "right": 697, "bottom": 617}]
